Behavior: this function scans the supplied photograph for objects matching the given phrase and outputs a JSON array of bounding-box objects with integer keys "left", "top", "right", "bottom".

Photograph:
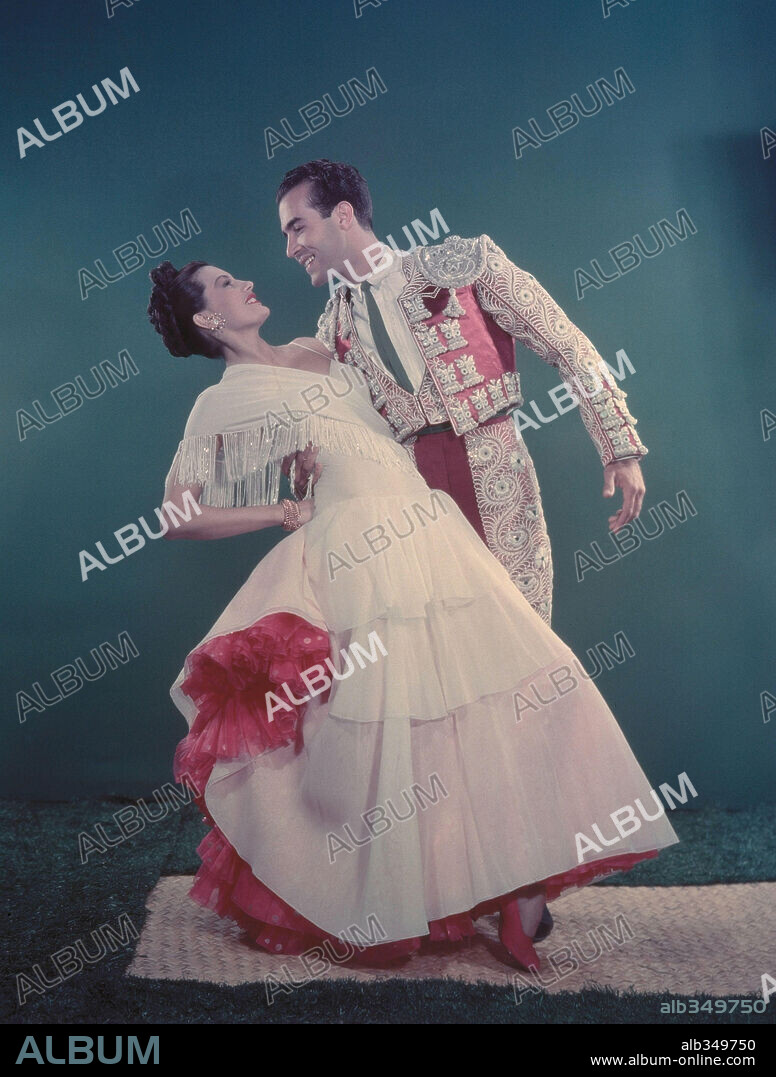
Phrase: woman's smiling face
[{"left": 192, "top": 266, "right": 270, "bottom": 332}]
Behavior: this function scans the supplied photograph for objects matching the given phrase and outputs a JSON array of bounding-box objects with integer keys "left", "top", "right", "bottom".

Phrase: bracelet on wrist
[{"left": 280, "top": 498, "right": 302, "bottom": 532}]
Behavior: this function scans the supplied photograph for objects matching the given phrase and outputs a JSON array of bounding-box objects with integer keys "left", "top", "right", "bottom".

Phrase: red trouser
[{"left": 410, "top": 414, "right": 554, "bottom": 625}]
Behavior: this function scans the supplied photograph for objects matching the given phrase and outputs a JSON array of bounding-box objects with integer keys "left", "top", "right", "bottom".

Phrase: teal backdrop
[{"left": 2, "top": 0, "right": 774, "bottom": 803}]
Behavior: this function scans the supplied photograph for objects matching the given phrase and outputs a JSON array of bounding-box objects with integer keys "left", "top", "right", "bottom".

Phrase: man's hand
[
  {"left": 280, "top": 442, "right": 323, "bottom": 500},
  {"left": 603, "top": 458, "right": 645, "bottom": 532}
]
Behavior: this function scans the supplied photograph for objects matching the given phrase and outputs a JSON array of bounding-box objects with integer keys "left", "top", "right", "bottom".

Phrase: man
[{"left": 277, "top": 158, "right": 647, "bottom": 626}]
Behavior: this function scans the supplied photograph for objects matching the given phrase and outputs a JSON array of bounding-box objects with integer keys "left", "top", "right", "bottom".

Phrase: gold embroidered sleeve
[{"left": 474, "top": 235, "right": 647, "bottom": 467}]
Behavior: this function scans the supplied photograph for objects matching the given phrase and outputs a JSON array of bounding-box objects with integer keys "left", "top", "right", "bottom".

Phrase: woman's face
[{"left": 193, "top": 265, "right": 270, "bottom": 333}]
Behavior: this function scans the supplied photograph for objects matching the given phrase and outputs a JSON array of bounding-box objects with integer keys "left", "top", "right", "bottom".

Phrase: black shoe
[{"left": 532, "top": 904, "right": 554, "bottom": 943}]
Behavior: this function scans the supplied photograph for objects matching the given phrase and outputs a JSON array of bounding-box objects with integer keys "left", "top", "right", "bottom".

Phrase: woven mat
[{"left": 126, "top": 876, "right": 774, "bottom": 996}]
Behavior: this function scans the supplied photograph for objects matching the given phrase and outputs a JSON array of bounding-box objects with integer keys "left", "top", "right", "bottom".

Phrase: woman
[{"left": 148, "top": 258, "right": 678, "bottom": 971}]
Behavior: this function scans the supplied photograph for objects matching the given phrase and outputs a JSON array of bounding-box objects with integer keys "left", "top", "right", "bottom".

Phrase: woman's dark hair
[
  {"left": 275, "top": 159, "right": 373, "bottom": 229},
  {"left": 147, "top": 260, "right": 221, "bottom": 359}
]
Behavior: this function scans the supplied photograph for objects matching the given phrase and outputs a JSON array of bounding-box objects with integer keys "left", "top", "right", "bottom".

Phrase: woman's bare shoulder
[
  {"left": 291, "top": 336, "right": 332, "bottom": 358},
  {"left": 283, "top": 336, "right": 333, "bottom": 372}
]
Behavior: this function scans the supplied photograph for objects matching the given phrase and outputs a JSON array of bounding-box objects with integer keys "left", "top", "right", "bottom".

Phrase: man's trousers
[{"left": 410, "top": 414, "right": 554, "bottom": 625}]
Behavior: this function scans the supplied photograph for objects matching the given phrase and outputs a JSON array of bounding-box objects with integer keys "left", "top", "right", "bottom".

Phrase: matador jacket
[{"left": 315, "top": 233, "right": 647, "bottom": 467}]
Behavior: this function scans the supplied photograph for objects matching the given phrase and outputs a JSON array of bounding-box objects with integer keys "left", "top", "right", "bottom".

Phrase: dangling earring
[{"left": 202, "top": 312, "right": 227, "bottom": 332}]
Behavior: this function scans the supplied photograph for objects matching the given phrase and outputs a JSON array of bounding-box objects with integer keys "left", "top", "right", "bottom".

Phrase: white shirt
[{"left": 340, "top": 244, "right": 426, "bottom": 392}]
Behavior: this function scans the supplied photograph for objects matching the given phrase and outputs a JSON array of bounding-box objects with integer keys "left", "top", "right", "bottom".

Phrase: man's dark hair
[{"left": 276, "top": 159, "right": 373, "bottom": 229}]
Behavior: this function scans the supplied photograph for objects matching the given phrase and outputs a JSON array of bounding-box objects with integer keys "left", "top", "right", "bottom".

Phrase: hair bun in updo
[
  {"left": 147, "top": 259, "right": 220, "bottom": 360},
  {"left": 147, "top": 261, "right": 193, "bottom": 357}
]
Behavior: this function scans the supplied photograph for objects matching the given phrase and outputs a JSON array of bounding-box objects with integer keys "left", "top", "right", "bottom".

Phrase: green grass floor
[{"left": 2, "top": 801, "right": 774, "bottom": 1025}]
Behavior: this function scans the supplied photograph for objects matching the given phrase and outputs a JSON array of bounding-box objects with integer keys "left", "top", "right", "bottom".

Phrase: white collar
[{"left": 337, "top": 243, "right": 406, "bottom": 300}]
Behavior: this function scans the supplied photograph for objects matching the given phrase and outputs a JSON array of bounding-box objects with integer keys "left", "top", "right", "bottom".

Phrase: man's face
[{"left": 278, "top": 181, "right": 350, "bottom": 287}]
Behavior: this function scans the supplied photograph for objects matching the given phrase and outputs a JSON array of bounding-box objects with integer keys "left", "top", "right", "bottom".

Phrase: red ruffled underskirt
[
  {"left": 174, "top": 611, "right": 660, "bottom": 964},
  {"left": 188, "top": 823, "right": 657, "bottom": 963}
]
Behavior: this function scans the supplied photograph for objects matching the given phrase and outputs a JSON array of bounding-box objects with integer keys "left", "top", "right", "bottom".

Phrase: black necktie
[{"left": 360, "top": 281, "right": 415, "bottom": 394}]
